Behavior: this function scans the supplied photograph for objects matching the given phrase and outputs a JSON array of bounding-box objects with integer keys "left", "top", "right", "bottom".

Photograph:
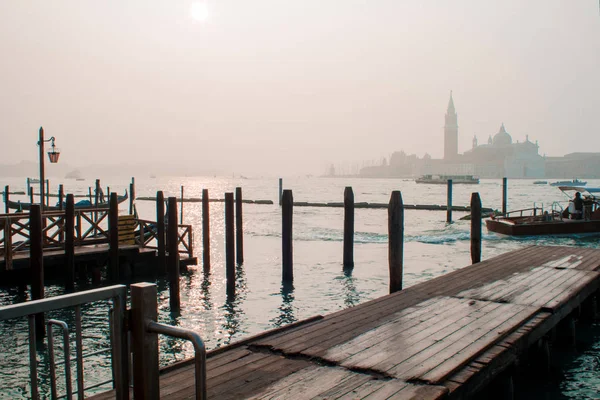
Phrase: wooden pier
[{"left": 91, "top": 245, "right": 600, "bottom": 399}]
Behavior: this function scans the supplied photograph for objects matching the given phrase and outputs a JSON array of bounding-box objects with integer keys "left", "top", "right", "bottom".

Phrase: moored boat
[
  {"left": 415, "top": 174, "right": 479, "bottom": 184},
  {"left": 550, "top": 179, "right": 586, "bottom": 187},
  {"left": 6, "top": 191, "right": 128, "bottom": 212},
  {"left": 533, "top": 181, "right": 548, "bottom": 185},
  {"left": 486, "top": 186, "right": 600, "bottom": 236}
]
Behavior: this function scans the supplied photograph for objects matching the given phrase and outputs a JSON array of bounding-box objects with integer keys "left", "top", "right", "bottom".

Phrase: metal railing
[
  {"left": 0, "top": 285, "right": 128, "bottom": 400},
  {"left": 147, "top": 321, "right": 206, "bottom": 400}
]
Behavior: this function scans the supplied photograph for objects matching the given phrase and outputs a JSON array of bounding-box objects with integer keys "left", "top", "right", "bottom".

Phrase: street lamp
[{"left": 38, "top": 126, "right": 60, "bottom": 209}]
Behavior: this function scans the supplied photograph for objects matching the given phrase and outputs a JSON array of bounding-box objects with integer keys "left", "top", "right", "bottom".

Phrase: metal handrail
[
  {"left": 146, "top": 321, "right": 207, "bottom": 400},
  {"left": 48, "top": 319, "right": 73, "bottom": 400},
  {"left": 0, "top": 285, "right": 128, "bottom": 400}
]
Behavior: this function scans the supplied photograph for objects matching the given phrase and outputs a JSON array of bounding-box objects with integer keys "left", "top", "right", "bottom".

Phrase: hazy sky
[{"left": 1, "top": 1, "right": 599, "bottom": 176}]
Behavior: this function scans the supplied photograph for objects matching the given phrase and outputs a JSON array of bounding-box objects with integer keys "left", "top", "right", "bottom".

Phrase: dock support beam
[
  {"left": 65, "top": 194, "right": 75, "bottom": 291},
  {"left": 343, "top": 187, "right": 354, "bottom": 270},
  {"left": 156, "top": 191, "right": 166, "bottom": 275},
  {"left": 30, "top": 204, "right": 45, "bottom": 337},
  {"left": 446, "top": 179, "right": 453, "bottom": 223},
  {"left": 502, "top": 177, "right": 508, "bottom": 215},
  {"left": 235, "top": 187, "right": 244, "bottom": 265},
  {"left": 129, "top": 177, "right": 136, "bottom": 215},
  {"left": 167, "top": 197, "right": 180, "bottom": 312},
  {"left": 180, "top": 185, "right": 184, "bottom": 224},
  {"left": 282, "top": 190, "right": 293, "bottom": 284},
  {"left": 109, "top": 192, "right": 119, "bottom": 282},
  {"left": 388, "top": 191, "right": 404, "bottom": 293},
  {"left": 225, "top": 193, "right": 235, "bottom": 294},
  {"left": 471, "top": 192, "right": 482, "bottom": 264},
  {"left": 131, "top": 283, "right": 159, "bottom": 400},
  {"left": 202, "top": 189, "right": 210, "bottom": 273}
]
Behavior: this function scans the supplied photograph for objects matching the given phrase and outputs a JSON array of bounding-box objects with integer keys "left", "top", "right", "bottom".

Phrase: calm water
[{"left": 1, "top": 176, "right": 600, "bottom": 398}]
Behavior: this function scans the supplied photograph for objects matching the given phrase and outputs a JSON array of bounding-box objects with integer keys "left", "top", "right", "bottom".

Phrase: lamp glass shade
[{"left": 48, "top": 149, "right": 60, "bottom": 163}]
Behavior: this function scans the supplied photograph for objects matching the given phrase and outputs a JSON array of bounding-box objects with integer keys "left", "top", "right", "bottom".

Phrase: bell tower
[{"left": 444, "top": 91, "right": 458, "bottom": 160}]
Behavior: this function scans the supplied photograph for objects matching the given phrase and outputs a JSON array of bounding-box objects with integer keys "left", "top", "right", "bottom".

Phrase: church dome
[{"left": 492, "top": 123, "right": 512, "bottom": 146}]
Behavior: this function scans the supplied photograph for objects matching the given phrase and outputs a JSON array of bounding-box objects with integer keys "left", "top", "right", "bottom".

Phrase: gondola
[{"left": 6, "top": 191, "right": 128, "bottom": 212}]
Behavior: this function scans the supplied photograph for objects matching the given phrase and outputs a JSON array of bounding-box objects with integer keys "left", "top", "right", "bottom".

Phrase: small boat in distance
[
  {"left": 415, "top": 174, "right": 479, "bottom": 184},
  {"left": 550, "top": 179, "right": 587, "bottom": 187},
  {"left": 533, "top": 181, "right": 548, "bottom": 185},
  {"left": 486, "top": 186, "right": 600, "bottom": 236}
]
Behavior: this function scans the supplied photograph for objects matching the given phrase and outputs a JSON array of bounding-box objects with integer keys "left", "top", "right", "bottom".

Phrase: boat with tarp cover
[{"left": 486, "top": 186, "right": 600, "bottom": 236}]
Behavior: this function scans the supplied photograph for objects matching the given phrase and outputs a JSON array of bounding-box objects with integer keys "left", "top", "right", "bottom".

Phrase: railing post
[
  {"left": 471, "top": 192, "right": 482, "bottom": 264},
  {"left": 58, "top": 184, "right": 64, "bottom": 242},
  {"left": 282, "top": 189, "right": 293, "bottom": 283},
  {"left": 65, "top": 194, "right": 75, "bottom": 291},
  {"left": 157, "top": 191, "right": 166, "bottom": 275},
  {"left": 202, "top": 189, "right": 210, "bottom": 273},
  {"left": 343, "top": 187, "right": 354, "bottom": 270},
  {"left": 131, "top": 283, "right": 159, "bottom": 400},
  {"left": 30, "top": 204, "right": 45, "bottom": 337},
  {"left": 278, "top": 178, "right": 283, "bottom": 206},
  {"left": 109, "top": 192, "right": 119, "bottom": 282},
  {"left": 167, "top": 197, "right": 180, "bottom": 311},
  {"left": 225, "top": 192, "right": 235, "bottom": 294},
  {"left": 502, "top": 177, "right": 508, "bottom": 215},
  {"left": 180, "top": 185, "right": 184, "bottom": 224},
  {"left": 4, "top": 185, "right": 9, "bottom": 213},
  {"left": 46, "top": 179, "right": 50, "bottom": 208},
  {"left": 447, "top": 179, "right": 453, "bottom": 223},
  {"left": 29, "top": 186, "right": 34, "bottom": 205},
  {"left": 235, "top": 187, "right": 244, "bottom": 265},
  {"left": 388, "top": 191, "right": 404, "bottom": 293}
]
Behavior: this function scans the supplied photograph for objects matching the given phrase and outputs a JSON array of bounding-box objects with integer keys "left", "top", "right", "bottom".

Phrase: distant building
[
  {"left": 444, "top": 92, "right": 459, "bottom": 161},
  {"left": 545, "top": 153, "right": 600, "bottom": 178}
]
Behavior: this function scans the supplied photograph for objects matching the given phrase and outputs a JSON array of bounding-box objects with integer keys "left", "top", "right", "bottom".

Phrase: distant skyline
[{"left": 1, "top": 1, "right": 599, "bottom": 176}]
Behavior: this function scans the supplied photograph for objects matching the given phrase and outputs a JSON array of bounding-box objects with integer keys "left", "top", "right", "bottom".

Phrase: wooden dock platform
[{"left": 90, "top": 246, "right": 600, "bottom": 399}]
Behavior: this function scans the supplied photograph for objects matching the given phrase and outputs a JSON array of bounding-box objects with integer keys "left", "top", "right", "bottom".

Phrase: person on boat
[
  {"left": 573, "top": 192, "right": 584, "bottom": 220},
  {"left": 543, "top": 211, "right": 552, "bottom": 222}
]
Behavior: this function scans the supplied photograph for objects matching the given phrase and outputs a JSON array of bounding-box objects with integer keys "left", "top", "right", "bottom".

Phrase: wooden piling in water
[
  {"left": 202, "top": 189, "right": 210, "bottom": 273},
  {"left": 471, "top": 192, "right": 482, "bottom": 264},
  {"left": 65, "top": 194, "right": 75, "bottom": 291},
  {"left": 502, "top": 177, "right": 508, "bottom": 215},
  {"left": 282, "top": 189, "right": 293, "bottom": 283},
  {"left": 156, "top": 191, "right": 166, "bottom": 275},
  {"left": 4, "top": 185, "right": 9, "bottom": 213},
  {"left": 109, "top": 192, "right": 119, "bottom": 282},
  {"left": 88, "top": 187, "right": 92, "bottom": 203},
  {"left": 29, "top": 187, "right": 34, "bottom": 205},
  {"left": 180, "top": 185, "right": 184, "bottom": 224},
  {"left": 167, "top": 197, "right": 180, "bottom": 311},
  {"left": 45, "top": 179, "right": 50, "bottom": 208},
  {"left": 129, "top": 177, "right": 136, "bottom": 215},
  {"left": 447, "top": 179, "right": 453, "bottom": 223},
  {"left": 225, "top": 192, "right": 235, "bottom": 293},
  {"left": 131, "top": 283, "right": 159, "bottom": 400},
  {"left": 235, "top": 187, "right": 244, "bottom": 265},
  {"left": 58, "top": 184, "right": 64, "bottom": 210},
  {"left": 388, "top": 191, "right": 404, "bottom": 293},
  {"left": 343, "top": 186, "right": 354, "bottom": 270},
  {"left": 278, "top": 178, "right": 283, "bottom": 206},
  {"left": 29, "top": 205, "right": 45, "bottom": 337}
]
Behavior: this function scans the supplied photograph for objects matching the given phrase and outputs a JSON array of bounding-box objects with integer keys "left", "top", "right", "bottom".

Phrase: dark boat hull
[
  {"left": 486, "top": 218, "right": 600, "bottom": 236},
  {"left": 6, "top": 192, "right": 128, "bottom": 212}
]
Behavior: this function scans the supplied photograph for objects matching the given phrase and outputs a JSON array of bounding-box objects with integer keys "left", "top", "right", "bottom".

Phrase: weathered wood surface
[{"left": 90, "top": 246, "right": 600, "bottom": 399}]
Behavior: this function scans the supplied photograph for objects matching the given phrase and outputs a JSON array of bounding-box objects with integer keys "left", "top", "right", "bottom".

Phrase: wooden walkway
[{"left": 91, "top": 246, "right": 600, "bottom": 399}]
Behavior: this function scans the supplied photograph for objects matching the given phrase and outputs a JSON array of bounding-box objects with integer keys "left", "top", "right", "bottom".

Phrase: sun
[{"left": 190, "top": 2, "right": 209, "bottom": 22}]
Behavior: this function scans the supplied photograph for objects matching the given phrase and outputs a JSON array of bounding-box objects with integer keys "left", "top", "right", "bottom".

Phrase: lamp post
[{"left": 38, "top": 127, "right": 60, "bottom": 209}]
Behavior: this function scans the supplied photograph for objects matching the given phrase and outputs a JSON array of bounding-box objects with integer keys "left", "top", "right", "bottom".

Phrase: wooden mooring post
[
  {"left": 502, "top": 177, "right": 508, "bottom": 215},
  {"left": 30, "top": 204, "right": 45, "bottom": 337},
  {"left": 167, "top": 197, "right": 180, "bottom": 311},
  {"left": 235, "top": 187, "right": 244, "bottom": 265},
  {"left": 45, "top": 179, "right": 50, "bottom": 208},
  {"left": 388, "top": 191, "right": 404, "bottom": 293},
  {"left": 278, "top": 178, "right": 283, "bottom": 206},
  {"left": 343, "top": 187, "right": 354, "bottom": 270},
  {"left": 29, "top": 186, "right": 34, "bottom": 205},
  {"left": 202, "top": 189, "right": 210, "bottom": 273},
  {"left": 131, "top": 283, "right": 159, "bottom": 400},
  {"left": 180, "top": 185, "right": 184, "bottom": 224},
  {"left": 129, "top": 177, "right": 136, "bottom": 215},
  {"left": 225, "top": 192, "right": 235, "bottom": 294},
  {"left": 157, "top": 191, "right": 166, "bottom": 275},
  {"left": 58, "top": 184, "right": 64, "bottom": 210},
  {"left": 447, "top": 179, "right": 453, "bottom": 223},
  {"left": 471, "top": 192, "right": 482, "bottom": 264},
  {"left": 4, "top": 185, "right": 9, "bottom": 213},
  {"left": 282, "top": 189, "right": 293, "bottom": 283},
  {"left": 65, "top": 194, "right": 75, "bottom": 291},
  {"left": 109, "top": 192, "right": 119, "bottom": 282}
]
